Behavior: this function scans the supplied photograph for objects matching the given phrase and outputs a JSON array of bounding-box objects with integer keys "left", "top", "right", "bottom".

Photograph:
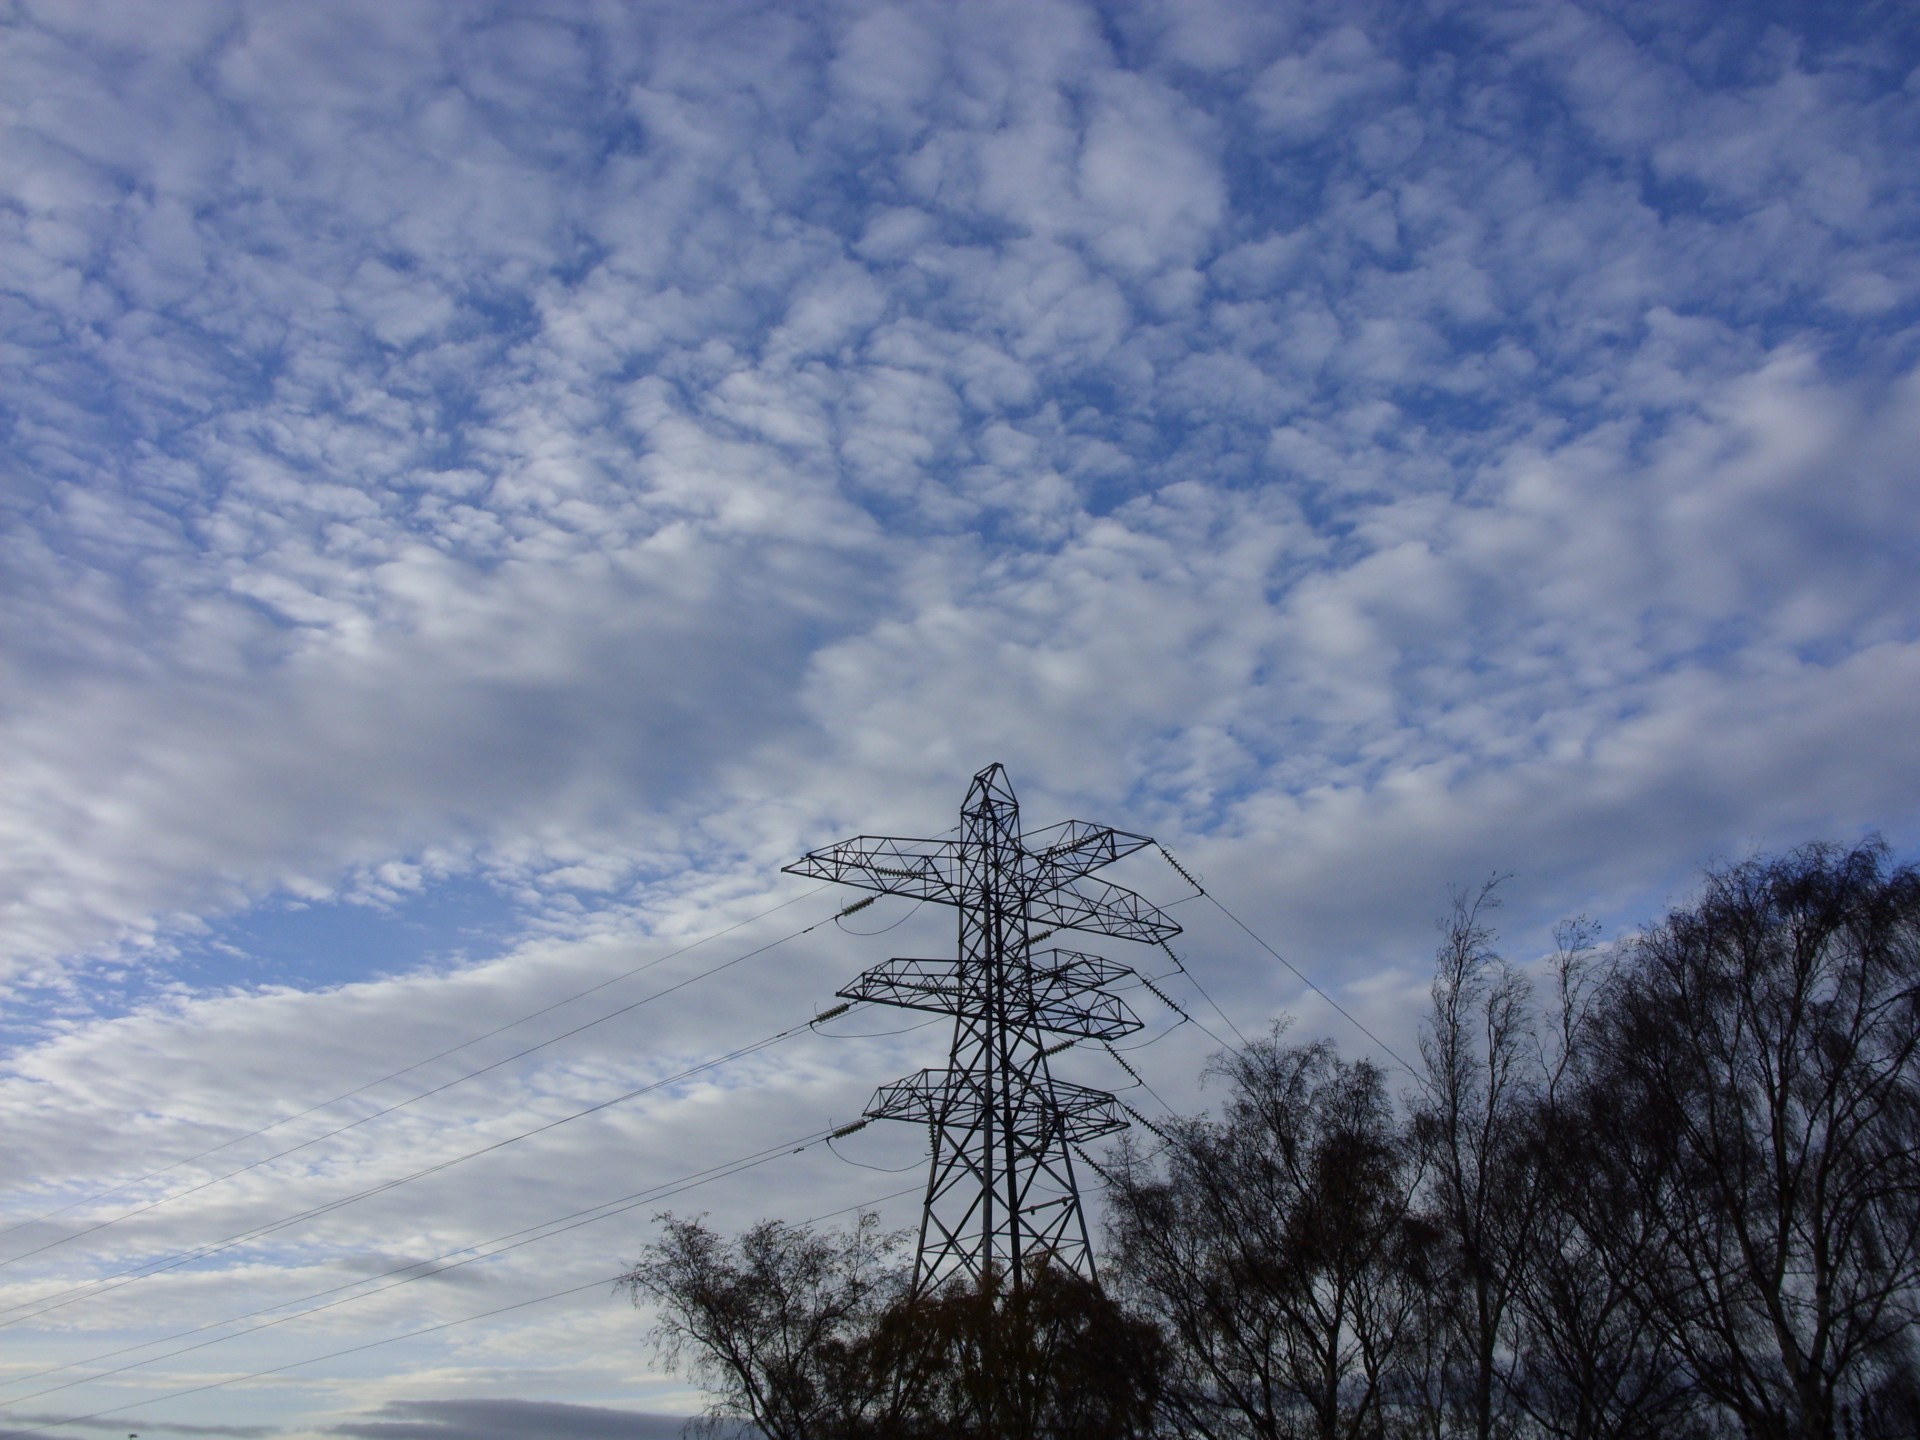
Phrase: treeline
[{"left": 623, "top": 840, "right": 1920, "bottom": 1440}]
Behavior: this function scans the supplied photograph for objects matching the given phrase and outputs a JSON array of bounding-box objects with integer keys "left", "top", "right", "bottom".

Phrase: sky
[{"left": 3, "top": 0, "right": 1918, "bottom": 1434}]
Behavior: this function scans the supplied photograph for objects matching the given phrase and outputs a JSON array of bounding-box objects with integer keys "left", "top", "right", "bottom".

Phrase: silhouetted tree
[
  {"left": 623, "top": 840, "right": 1920, "bottom": 1440},
  {"left": 1500, "top": 921, "right": 1716, "bottom": 1440},
  {"left": 1105, "top": 1025, "right": 1429, "bottom": 1439},
  {"left": 900, "top": 1260, "right": 1167, "bottom": 1440},
  {"left": 1410, "top": 881, "right": 1542, "bottom": 1440},
  {"left": 623, "top": 1214, "right": 1165, "bottom": 1439},
  {"left": 1589, "top": 840, "right": 1920, "bottom": 1440},
  {"left": 620, "top": 1211, "right": 918, "bottom": 1440}
]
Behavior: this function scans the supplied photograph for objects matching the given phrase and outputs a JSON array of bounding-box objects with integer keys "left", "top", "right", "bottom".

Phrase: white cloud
[
  {"left": 1249, "top": 24, "right": 1403, "bottom": 138},
  {"left": 3, "top": 0, "right": 1917, "bottom": 1432}
]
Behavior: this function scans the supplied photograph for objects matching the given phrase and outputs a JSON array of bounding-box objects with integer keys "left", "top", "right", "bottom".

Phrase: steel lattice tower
[{"left": 785, "top": 763, "right": 1179, "bottom": 1294}]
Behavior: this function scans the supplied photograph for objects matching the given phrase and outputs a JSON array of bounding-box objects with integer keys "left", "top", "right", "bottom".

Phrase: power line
[
  {"left": 12, "top": 1079, "right": 935, "bottom": 1401},
  {"left": 1152, "top": 847, "right": 1251, "bottom": 1048},
  {"left": 1, "top": 1127, "right": 834, "bottom": 1407},
  {"left": 1106, "top": 1013, "right": 1191, "bottom": 1053},
  {"left": 826, "top": 1133, "right": 924, "bottom": 1174},
  {"left": 1098, "top": 1039, "right": 1181, "bottom": 1121},
  {"left": 0, "top": 883, "right": 836, "bottom": 1244},
  {"left": 1130, "top": 967, "right": 1232, "bottom": 1052},
  {"left": 789, "top": 764, "right": 1179, "bottom": 1294},
  {"left": 811, "top": 1014, "right": 944, "bottom": 1039},
  {"left": 0, "top": 1011, "right": 832, "bottom": 1325},
  {"left": 1, "top": 1178, "right": 970, "bottom": 1432},
  {"left": 801, "top": 1185, "right": 920, "bottom": 1226},
  {"left": 1158, "top": 846, "right": 1421, "bottom": 1080},
  {"left": 0, "top": 1119, "right": 903, "bottom": 1439},
  {"left": 0, "top": 1271, "right": 620, "bottom": 1440},
  {"left": 1, "top": 892, "right": 866, "bottom": 1274},
  {"left": 1156, "top": 935, "right": 1250, "bottom": 1049},
  {"left": 0, "top": 1002, "right": 861, "bottom": 1329}
]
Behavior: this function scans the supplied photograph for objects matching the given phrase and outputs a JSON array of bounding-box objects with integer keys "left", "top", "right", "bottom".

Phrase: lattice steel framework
[{"left": 785, "top": 763, "right": 1178, "bottom": 1293}]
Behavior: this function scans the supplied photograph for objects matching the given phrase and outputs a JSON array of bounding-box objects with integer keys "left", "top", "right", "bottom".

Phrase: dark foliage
[
  {"left": 619, "top": 1212, "right": 917, "bottom": 1440},
  {"left": 621, "top": 1217, "right": 1162, "bottom": 1440},
  {"left": 627, "top": 840, "right": 1920, "bottom": 1440},
  {"left": 1584, "top": 840, "right": 1920, "bottom": 1440},
  {"left": 1104, "top": 1029, "right": 1428, "bottom": 1439},
  {"left": 899, "top": 1261, "right": 1166, "bottom": 1440},
  {"left": 1408, "top": 878, "right": 1541, "bottom": 1440}
]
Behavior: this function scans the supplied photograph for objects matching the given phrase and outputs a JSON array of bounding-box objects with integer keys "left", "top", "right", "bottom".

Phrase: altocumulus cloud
[{"left": 2, "top": 1, "right": 1918, "bottom": 1437}]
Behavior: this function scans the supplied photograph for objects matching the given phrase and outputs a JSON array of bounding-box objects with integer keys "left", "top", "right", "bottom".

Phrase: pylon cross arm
[
  {"left": 1020, "top": 819, "right": 1155, "bottom": 888},
  {"left": 1025, "top": 873, "right": 1181, "bottom": 943},
  {"left": 1022, "top": 951, "right": 1144, "bottom": 1039},
  {"left": 1030, "top": 990, "right": 1143, "bottom": 1041},
  {"left": 790, "top": 763, "right": 1167, "bottom": 1293},
  {"left": 838, "top": 953, "right": 1145, "bottom": 1039},
  {"left": 837, "top": 957, "right": 966, "bottom": 1015},
  {"left": 866, "top": 1070, "right": 1130, "bottom": 1143},
  {"left": 781, "top": 835, "right": 964, "bottom": 901},
  {"left": 1027, "top": 949, "right": 1136, "bottom": 995}
]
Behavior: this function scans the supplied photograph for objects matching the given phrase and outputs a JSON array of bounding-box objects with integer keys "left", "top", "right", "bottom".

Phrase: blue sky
[{"left": 3, "top": 0, "right": 1918, "bottom": 1435}]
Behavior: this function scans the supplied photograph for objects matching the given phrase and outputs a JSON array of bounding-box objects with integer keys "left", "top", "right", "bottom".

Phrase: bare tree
[
  {"left": 623, "top": 1212, "right": 1165, "bottom": 1440},
  {"left": 619, "top": 1211, "right": 916, "bottom": 1440},
  {"left": 1105, "top": 1025, "right": 1430, "bottom": 1439},
  {"left": 1591, "top": 840, "right": 1920, "bottom": 1440},
  {"left": 1502, "top": 924, "right": 1718, "bottom": 1440},
  {"left": 621, "top": 841, "right": 1920, "bottom": 1440},
  {"left": 1411, "top": 880, "right": 1540, "bottom": 1440}
]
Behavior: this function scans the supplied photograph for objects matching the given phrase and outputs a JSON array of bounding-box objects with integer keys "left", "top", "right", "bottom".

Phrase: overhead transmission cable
[
  {"left": 0, "top": 996, "right": 872, "bottom": 1329},
  {"left": 0, "top": 1121, "right": 929, "bottom": 1436},
  {"left": 7, "top": 991, "right": 933, "bottom": 1398},
  {"left": 0, "top": 1272, "right": 618, "bottom": 1440},
  {"left": 4, "top": 828, "right": 1234, "bottom": 1427},
  {"left": 0, "top": 1167, "right": 933, "bottom": 1436},
  {"left": 0, "top": 890, "right": 871, "bottom": 1273},
  {"left": 1126, "top": 963, "right": 1231, "bottom": 1052},
  {"left": 1150, "top": 846, "right": 1251, "bottom": 1048},
  {"left": 802, "top": 1184, "right": 921, "bottom": 1226},
  {"left": 0, "top": 882, "right": 836, "bottom": 1244},
  {"left": 826, "top": 1133, "right": 923, "bottom": 1174},
  {"left": 1157, "top": 844, "right": 1422, "bottom": 1079},
  {"left": 11, "top": 1095, "right": 936, "bottom": 1403},
  {"left": 0, "top": 1122, "right": 856, "bottom": 1407}
]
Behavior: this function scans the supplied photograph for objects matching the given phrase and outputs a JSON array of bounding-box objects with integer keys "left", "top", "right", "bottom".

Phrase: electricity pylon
[{"left": 785, "top": 763, "right": 1179, "bottom": 1294}]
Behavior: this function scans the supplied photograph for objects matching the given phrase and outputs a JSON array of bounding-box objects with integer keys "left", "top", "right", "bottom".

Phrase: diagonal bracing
[{"left": 785, "top": 763, "right": 1178, "bottom": 1293}]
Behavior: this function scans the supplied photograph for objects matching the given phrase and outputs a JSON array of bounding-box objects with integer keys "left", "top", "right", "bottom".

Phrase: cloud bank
[{"left": 2, "top": 1, "right": 1916, "bottom": 1435}]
